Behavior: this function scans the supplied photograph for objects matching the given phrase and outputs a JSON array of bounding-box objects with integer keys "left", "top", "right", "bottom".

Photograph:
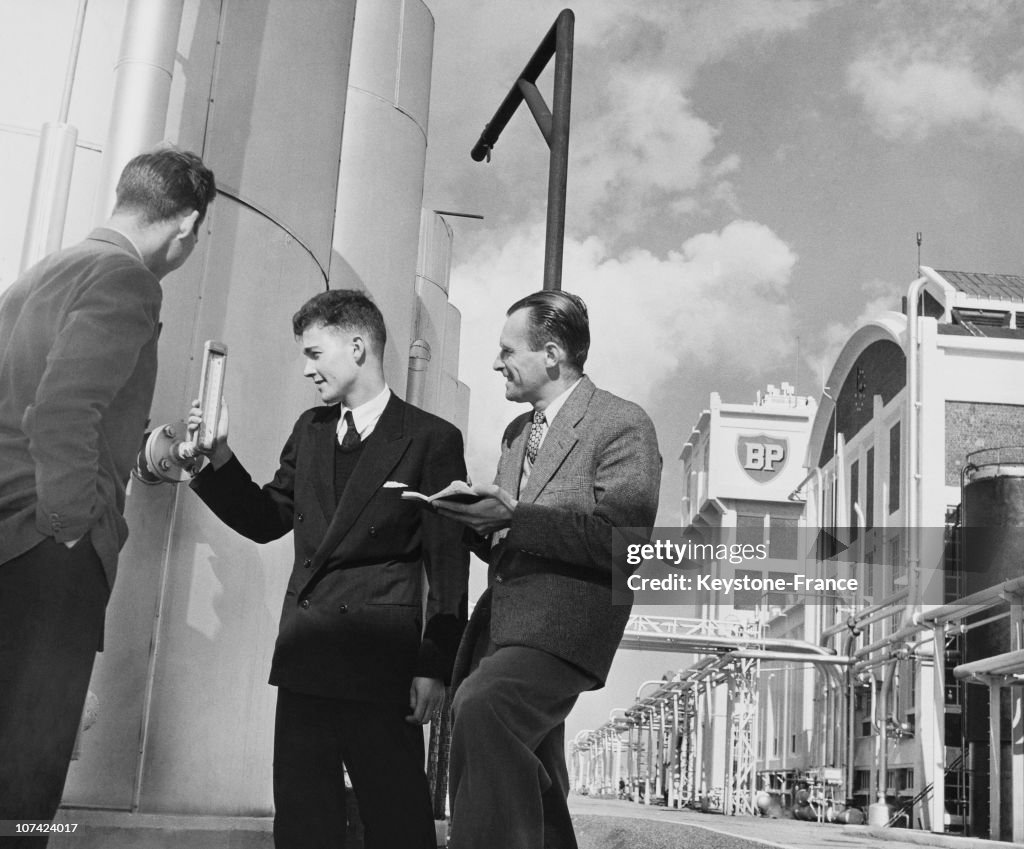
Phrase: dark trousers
[
  {"left": 273, "top": 688, "right": 436, "bottom": 849},
  {"left": 448, "top": 628, "right": 596, "bottom": 849},
  {"left": 0, "top": 538, "right": 108, "bottom": 847}
]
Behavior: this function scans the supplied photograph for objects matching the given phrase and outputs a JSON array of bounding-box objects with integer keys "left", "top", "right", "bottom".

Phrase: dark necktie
[
  {"left": 526, "top": 410, "right": 546, "bottom": 464},
  {"left": 339, "top": 410, "right": 362, "bottom": 452}
]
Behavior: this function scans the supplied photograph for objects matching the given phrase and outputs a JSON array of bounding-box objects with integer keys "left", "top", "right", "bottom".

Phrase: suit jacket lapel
[
  {"left": 310, "top": 406, "right": 340, "bottom": 521},
  {"left": 500, "top": 417, "right": 530, "bottom": 495},
  {"left": 311, "top": 394, "right": 411, "bottom": 569},
  {"left": 519, "top": 377, "right": 595, "bottom": 503}
]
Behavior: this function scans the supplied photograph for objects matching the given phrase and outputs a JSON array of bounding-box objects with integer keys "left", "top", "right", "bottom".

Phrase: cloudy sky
[{"left": 420, "top": 0, "right": 1024, "bottom": 738}]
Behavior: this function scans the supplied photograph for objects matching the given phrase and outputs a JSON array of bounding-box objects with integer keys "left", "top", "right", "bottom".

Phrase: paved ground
[
  {"left": 49, "top": 798, "right": 1022, "bottom": 848},
  {"left": 570, "top": 796, "right": 1022, "bottom": 849}
]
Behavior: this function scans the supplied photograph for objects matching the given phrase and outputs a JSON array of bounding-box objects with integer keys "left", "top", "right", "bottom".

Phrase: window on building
[
  {"left": 820, "top": 478, "right": 840, "bottom": 559},
  {"left": 768, "top": 571, "right": 796, "bottom": 609},
  {"left": 769, "top": 516, "right": 798, "bottom": 560},
  {"left": 737, "top": 513, "right": 765, "bottom": 547},
  {"left": 866, "top": 447, "right": 875, "bottom": 531},
  {"left": 863, "top": 551, "right": 874, "bottom": 599},
  {"left": 890, "top": 537, "right": 905, "bottom": 586},
  {"left": 850, "top": 459, "right": 860, "bottom": 541},
  {"left": 889, "top": 422, "right": 900, "bottom": 514},
  {"left": 734, "top": 569, "right": 763, "bottom": 610}
]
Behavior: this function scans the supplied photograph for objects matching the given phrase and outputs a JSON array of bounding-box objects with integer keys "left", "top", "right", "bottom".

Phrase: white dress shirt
[
  {"left": 521, "top": 377, "right": 583, "bottom": 484},
  {"left": 337, "top": 385, "right": 391, "bottom": 446}
]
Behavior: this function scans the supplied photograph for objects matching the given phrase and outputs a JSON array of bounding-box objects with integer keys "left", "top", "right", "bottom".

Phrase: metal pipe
[
  {"left": 93, "top": 0, "right": 185, "bottom": 222},
  {"left": 645, "top": 708, "right": 653, "bottom": 805},
  {"left": 845, "top": 632, "right": 857, "bottom": 801},
  {"left": 904, "top": 273, "right": 929, "bottom": 627},
  {"left": 58, "top": 0, "right": 90, "bottom": 123},
  {"left": 930, "top": 623, "right": 946, "bottom": 834},
  {"left": 855, "top": 621, "right": 925, "bottom": 660},
  {"left": 820, "top": 590, "right": 910, "bottom": 642},
  {"left": 726, "top": 649, "right": 851, "bottom": 666},
  {"left": 917, "top": 575, "right": 1024, "bottom": 627},
  {"left": 115, "top": 0, "right": 186, "bottom": 814},
  {"left": 470, "top": 10, "right": 570, "bottom": 162},
  {"left": 868, "top": 657, "right": 898, "bottom": 826},
  {"left": 406, "top": 339, "right": 431, "bottom": 408},
  {"left": 990, "top": 680, "right": 1001, "bottom": 841},
  {"left": 671, "top": 691, "right": 680, "bottom": 808},
  {"left": 656, "top": 700, "right": 666, "bottom": 801},
  {"left": 516, "top": 79, "right": 552, "bottom": 144}
]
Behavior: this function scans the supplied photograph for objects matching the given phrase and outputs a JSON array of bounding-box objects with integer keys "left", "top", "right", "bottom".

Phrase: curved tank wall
[
  {"left": 2, "top": 0, "right": 361, "bottom": 815},
  {"left": 331, "top": 0, "right": 434, "bottom": 390},
  {"left": 1, "top": 0, "right": 456, "bottom": 818},
  {"left": 412, "top": 210, "right": 452, "bottom": 415}
]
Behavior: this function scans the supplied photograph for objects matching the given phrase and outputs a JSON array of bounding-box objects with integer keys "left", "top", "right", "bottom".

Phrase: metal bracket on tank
[
  {"left": 133, "top": 420, "right": 203, "bottom": 485},
  {"left": 132, "top": 341, "right": 228, "bottom": 485}
]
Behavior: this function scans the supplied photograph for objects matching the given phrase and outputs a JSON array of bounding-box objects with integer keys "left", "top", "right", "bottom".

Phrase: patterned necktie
[
  {"left": 526, "top": 410, "right": 546, "bottom": 464},
  {"left": 339, "top": 410, "right": 362, "bottom": 452}
]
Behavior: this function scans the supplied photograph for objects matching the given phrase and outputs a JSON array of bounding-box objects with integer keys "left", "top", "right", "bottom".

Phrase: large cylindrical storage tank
[
  {"left": 331, "top": 0, "right": 434, "bottom": 389},
  {"left": 961, "top": 457, "right": 1024, "bottom": 589},
  {"left": 48, "top": 0, "right": 359, "bottom": 817},
  {"left": 961, "top": 451, "right": 1024, "bottom": 660},
  {"left": 960, "top": 449, "right": 1021, "bottom": 840}
]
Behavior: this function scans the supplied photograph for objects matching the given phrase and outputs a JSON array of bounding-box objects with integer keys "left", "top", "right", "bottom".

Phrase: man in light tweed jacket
[{"left": 436, "top": 290, "right": 662, "bottom": 849}]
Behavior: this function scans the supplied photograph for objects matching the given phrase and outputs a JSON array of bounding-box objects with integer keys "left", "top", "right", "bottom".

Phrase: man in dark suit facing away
[
  {"left": 189, "top": 289, "right": 469, "bottom": 849},
  {"left": 0, "top": 148, "right": 216, "bottom": 839},
  {"left": 436, "top": 290, "right": 662, "bottom": 849}
]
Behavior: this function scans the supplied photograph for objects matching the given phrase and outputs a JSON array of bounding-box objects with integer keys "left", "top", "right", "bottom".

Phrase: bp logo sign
[{"left": 737, "top": 435, "right": 788, "bottom": 483}]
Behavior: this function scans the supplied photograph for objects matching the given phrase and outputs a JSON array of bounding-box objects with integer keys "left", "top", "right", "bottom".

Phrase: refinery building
[{"left": 575, "top": 268, "right": 1024, "bottom": 843}]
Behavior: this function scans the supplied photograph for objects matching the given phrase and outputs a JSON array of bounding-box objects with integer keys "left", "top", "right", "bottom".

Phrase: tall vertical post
[
  {"left": 543, "top": 10, "right": 572, "bottom": 290},
  {"left": 1010, "top": 594, "right": 1024, "bottom": 842},
  {"left": 470, "top": 10, "right": 574, "bottom": 291},
  {"left": 990, "top": 680, "right": 1002, "bottom": 841}
]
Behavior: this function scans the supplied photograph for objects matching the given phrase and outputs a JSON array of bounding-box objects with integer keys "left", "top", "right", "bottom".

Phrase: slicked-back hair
[
  {"left": 292, "top": 289, "right": 387, "bottom": 356},
  {"left": 507, "top": 289, "right": 590, "bottom": 372},
  {"left": 114, "top": 148, "right": 216, "bottom": 227}
]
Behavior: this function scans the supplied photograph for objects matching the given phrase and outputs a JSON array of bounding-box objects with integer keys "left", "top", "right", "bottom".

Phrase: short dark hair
[
  {"left": 292, "top": 289, "right": 387, "bottom": 355},
  {"left": 507, "top": 290, "right": 590, "bottom": 371},
  {"left": 114, "top": 148, "right": 216, "bottom": 226}
]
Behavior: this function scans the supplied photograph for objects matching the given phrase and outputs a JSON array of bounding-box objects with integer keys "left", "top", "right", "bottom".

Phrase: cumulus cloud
[
  {"left": 806, "top": 278, "right": 905, "bottom": 388},
  {"left": 848, "top": 50, "right": 1024, "bottom": 141},
  {"left": 450, "top": 219, "right": 800, "bottom": 482},
  {"left": 425, "top": 0, "right": 829, "bottom": 243},
  {"left": 572, "top": 70, "right": 737, "bottom": 235}
]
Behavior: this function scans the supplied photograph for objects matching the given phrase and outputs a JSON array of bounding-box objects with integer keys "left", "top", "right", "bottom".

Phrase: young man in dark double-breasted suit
[{"left": 189, "top": 289, "right": 469, "bottom": 849}]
